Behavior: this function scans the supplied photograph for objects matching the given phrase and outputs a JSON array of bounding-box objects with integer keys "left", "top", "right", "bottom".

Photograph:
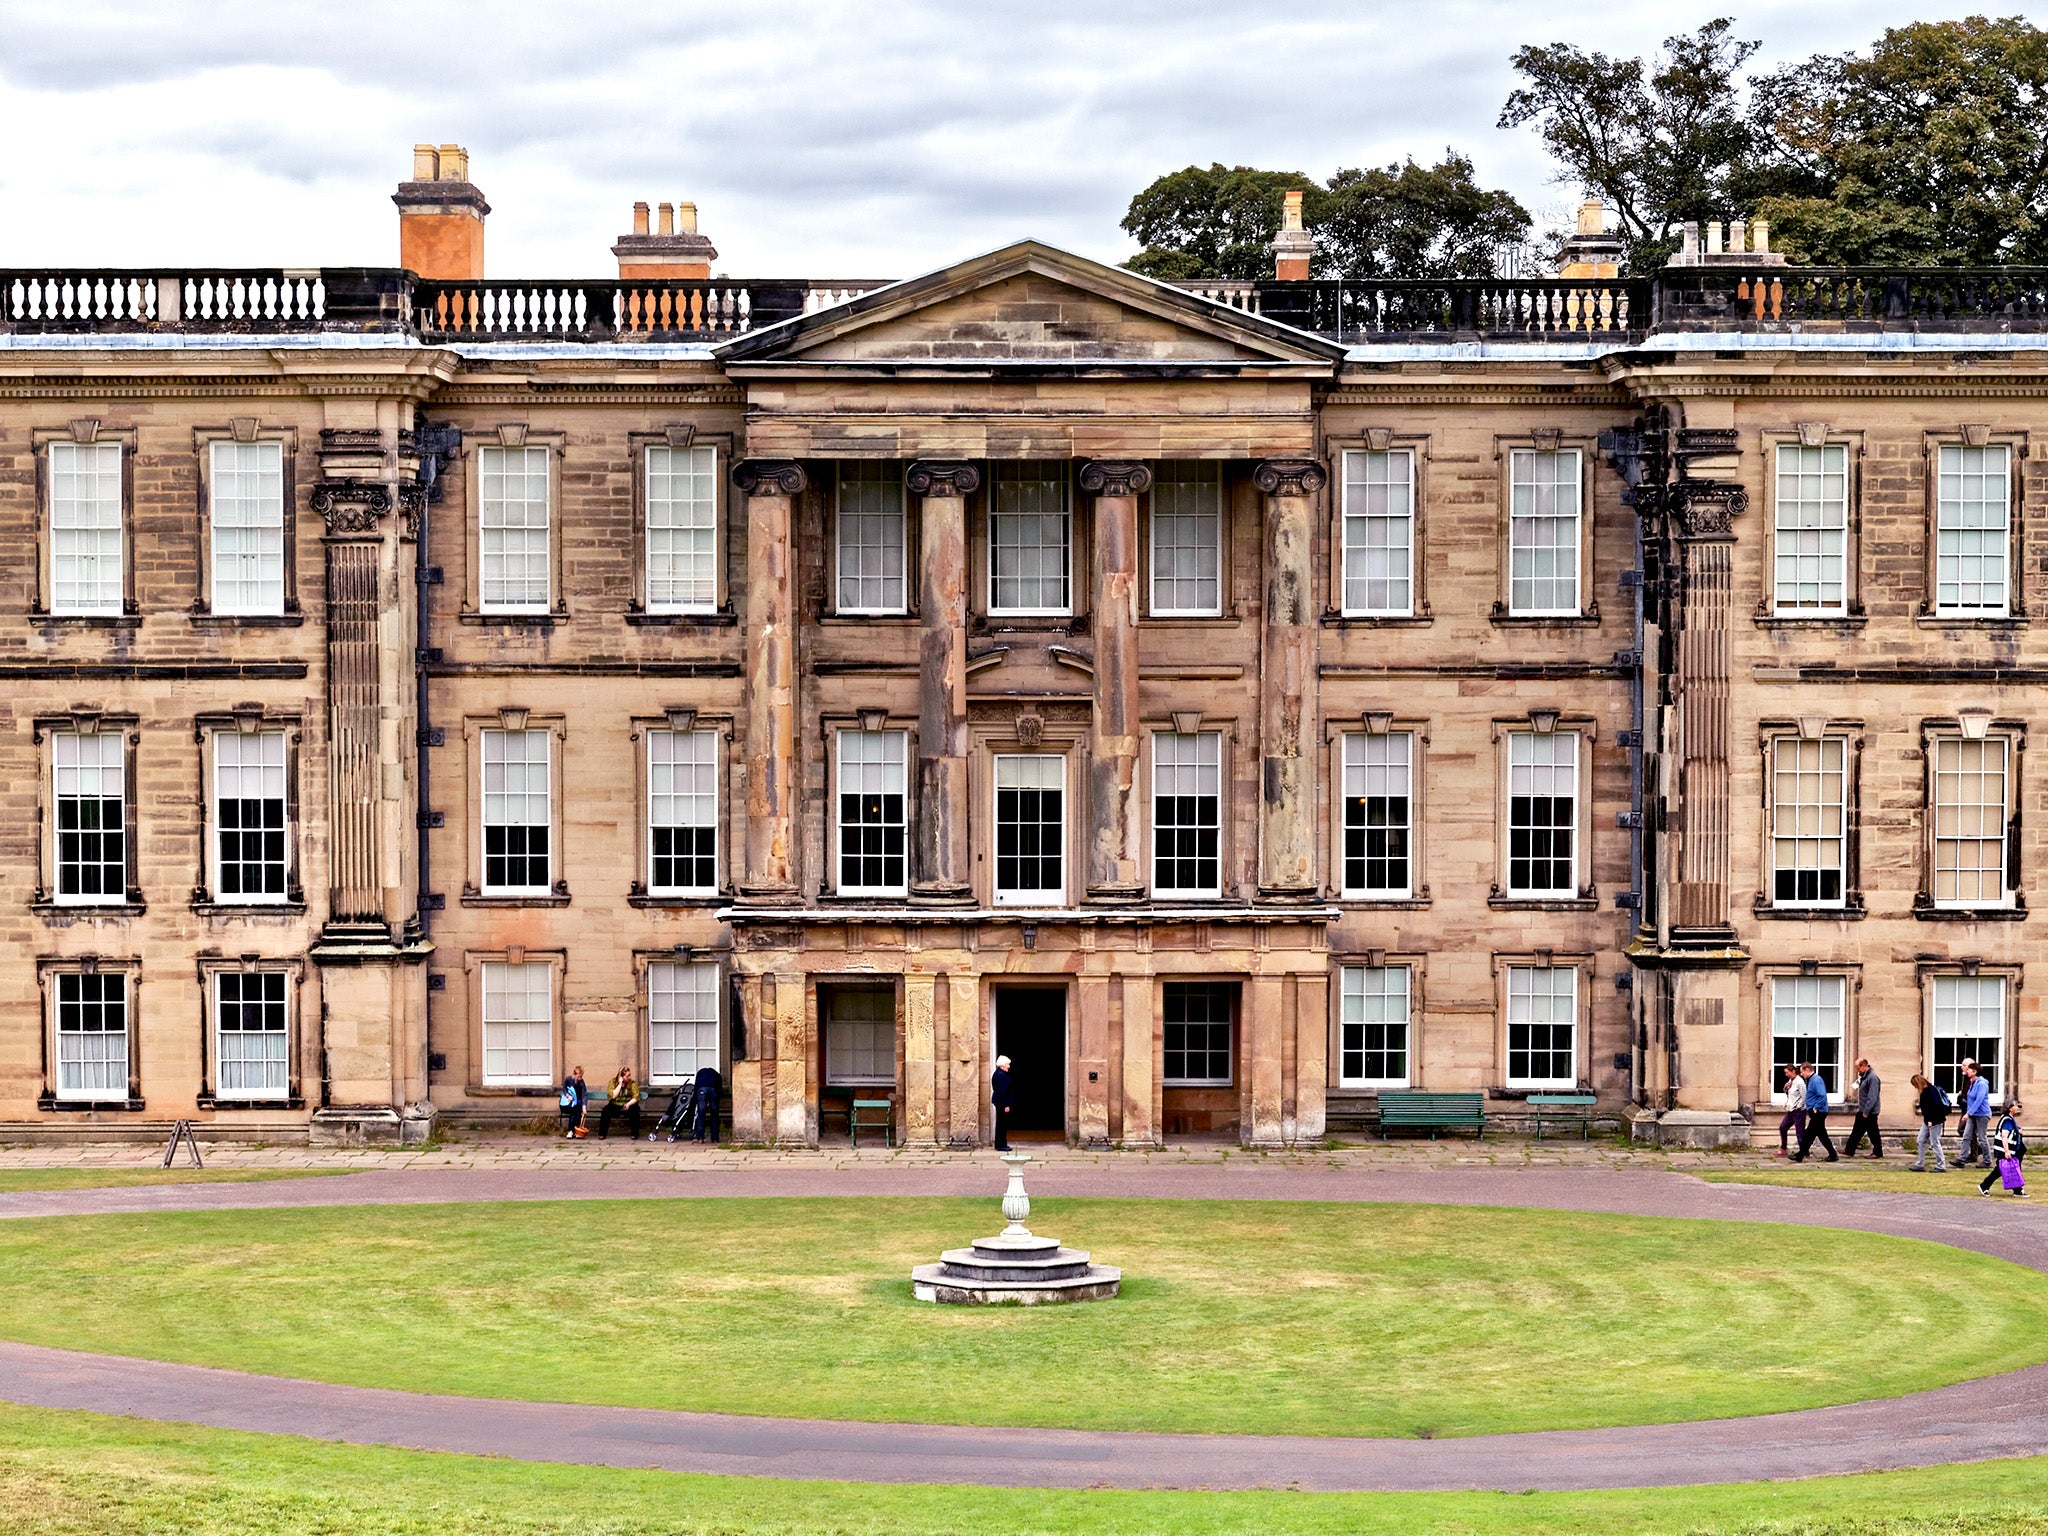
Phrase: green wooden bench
[
  {"left": 1528, "top": 1092, "right": 1598, "bottom": 1140},
  {"left": 1377, "top": 1091, "right": 1487, "bottom": 1140},
  {"left": 851, "top": 1098, "right": 894, "bottom": 1149}
]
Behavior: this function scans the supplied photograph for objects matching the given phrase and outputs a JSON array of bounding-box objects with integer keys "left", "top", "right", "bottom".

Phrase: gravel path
[{"left": 0, "top": 1162, "right": 2040, "bottom": 1492}]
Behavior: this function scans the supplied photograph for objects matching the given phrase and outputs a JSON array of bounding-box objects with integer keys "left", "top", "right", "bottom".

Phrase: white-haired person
[{"left": 991, "top": 1054, "right": 1014, "bottom": 1151}]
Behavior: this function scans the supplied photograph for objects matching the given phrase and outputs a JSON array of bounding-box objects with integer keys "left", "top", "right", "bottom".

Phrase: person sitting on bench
[{"left": 597, "top": 1066, "right": 642, "bottom": 1140}]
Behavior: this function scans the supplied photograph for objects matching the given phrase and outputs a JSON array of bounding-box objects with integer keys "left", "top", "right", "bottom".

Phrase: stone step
[
  {"left": 937, "top": 1246, "right": 1094, "bottom": 1283},
  {"left": 911, "top": 1261, "right": 1122, "bottom": 1305}
]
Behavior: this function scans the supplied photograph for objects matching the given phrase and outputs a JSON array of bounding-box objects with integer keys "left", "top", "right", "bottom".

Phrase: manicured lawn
[
  {"left": 2, "top": 1405, "right": 2047, "bottom": 1535},
  {"left": 1, "top": 1198, "right": 2042, "bottom": 1439},
  {"left": 1700, "top": 1166, "right": 2030, "bottom": 1198},
  {"left": 0, "top": 1168, "right": 344, "bottom": 1193}
]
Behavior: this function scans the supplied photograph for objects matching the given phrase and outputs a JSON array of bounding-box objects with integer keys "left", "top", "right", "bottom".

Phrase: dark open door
[{"left": 994, "top": 987, "right": 1067, "bottom": 1137}]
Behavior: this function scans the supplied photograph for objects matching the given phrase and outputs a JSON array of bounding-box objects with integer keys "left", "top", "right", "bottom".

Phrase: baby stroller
[{"left": 650, "top": 1084, "right": 694, "bottom": 1141}]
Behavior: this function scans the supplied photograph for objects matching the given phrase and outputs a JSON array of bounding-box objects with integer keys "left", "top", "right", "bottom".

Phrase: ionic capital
[
  {"left": 731, "top": 458, "right": 809, "bottom": 496},
  {"left": 1253, "top": 458, "right": 1328, "bottom": 496},
  {"left": 1078, "top": 459, "right": 1154, "bottom": 498},
  {"left": 906, "top": 460, "right": 982, "bottom": 497},
  {"left": 1670, "top": 480, "right": 1749, "bottom": 541},
  {"left": 310, "top": 479, "right": 392, "bottom": 537}
]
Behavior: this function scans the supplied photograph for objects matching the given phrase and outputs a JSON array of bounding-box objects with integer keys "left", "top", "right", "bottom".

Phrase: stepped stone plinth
[{"left": 911, "top": 1153, "right": 1120, "bottom": 1304}]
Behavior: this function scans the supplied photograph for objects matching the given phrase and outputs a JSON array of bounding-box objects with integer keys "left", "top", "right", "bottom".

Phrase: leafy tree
[
  {"left": 1744, "top": 17, "right": 2048, "bottom": 265},
  {"left": 1121, "top": 165, "right": 1320, "bottom": 281},
  {"left": 1498, "top": 18, "right": 1761, "bottom": 273}
]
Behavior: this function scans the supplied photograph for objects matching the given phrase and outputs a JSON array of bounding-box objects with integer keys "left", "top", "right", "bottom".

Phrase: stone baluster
[
  {"left": 733, "top": 458, "right": 807, "bottom": 902},
  {"left": 1253, "top": 459, "right": 1328, "bottom": 898},
  {"left": 907, "top": 460, "right": 980, "bottom": 903},
  {"left": 1080, "top": 459, "right": 1152, "bottom": 902}
]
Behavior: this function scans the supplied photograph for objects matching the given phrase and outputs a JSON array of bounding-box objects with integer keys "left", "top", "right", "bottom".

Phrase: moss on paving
[
  {"left": 2, "top": 1404, "right": 2047, "bottom": 1535},
  {"left": 0, "top": 1197, "right": 2041, "bottom": 1439},
  {"left": 0, "top": 1168, "right": 345, "bottom": 1193}
]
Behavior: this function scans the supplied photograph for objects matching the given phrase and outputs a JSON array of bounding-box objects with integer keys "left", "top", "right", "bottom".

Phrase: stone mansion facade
[{"left": 3, "top": 150, "right": 2045, "bottom": 1145}]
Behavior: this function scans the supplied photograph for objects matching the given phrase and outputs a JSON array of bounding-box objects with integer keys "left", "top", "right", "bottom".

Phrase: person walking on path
[
  {"left": 1909, "top": 1073, "right": 1951, "bottom": 1171},
  {"left": 597, "top": 1066, "right": 642, "bottom": 1140},
  {"left": 559, "top": 1065, "right": 589, "bottom": 1139},
  {"left": 1776, "top": 1064, "right": 1808, "bottom": 1156},
  {"left": 689, "top": 1063, "right": 722, "bottom": 1143},
  {"left": 1791, "top": 1062, "right": 1838, "bottom": 1162},
  {"left": 1958, "top": 1062, "right": 1994, "bottom": 1167},
  {"left": 991, "top": 1055, "right": 1014, "bottom": 1151},
  {"left": 1843, "top": 1058, "right": 1884, "bottom": 1158},
  {"left": 1982, "top": 1102, "right": 2029, "bottom": 1198}
]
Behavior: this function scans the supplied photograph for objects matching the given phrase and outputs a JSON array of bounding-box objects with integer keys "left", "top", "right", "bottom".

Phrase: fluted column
[
  {"left": 1081, "top": 459, "right": 1151, "bottom": 902},
  {"left": 908, "top": 460, "right": 979, "bottom": 903},
  {"left": 1670, "top": 480, "right": 1747, "bottom": 937},
  {"left": 734, "top": 458, "right": 806, "bottom": 902},
  {"left": 1254, "top": 458, "right": 1327, "bottom": 898}
]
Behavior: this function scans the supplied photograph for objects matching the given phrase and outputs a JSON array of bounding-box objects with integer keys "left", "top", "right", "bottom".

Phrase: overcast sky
[{"left": 0, "top": 1, "right": 2004, "bottom": 279}]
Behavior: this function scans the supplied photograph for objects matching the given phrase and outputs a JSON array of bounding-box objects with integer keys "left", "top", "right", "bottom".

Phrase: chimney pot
[
  {"left": 1576, "top": 197, "right": 1604, "bottom": 236},
  {"left": 1682, "top": 221, "right": 1699, "bottom": 257},
  {"left": 1268, "top": 189, "right": 1313, "bottom": 281},
  {"left": 658, "top": 202, "right": 675, "bottom": 236},
  {"left": 633, "top": 201, "right": 649, "bottom": 236},
  {"left": 1730, "top": 218, "right": 1747, "bottom": 254},
  {"left": 438, "top": 144, "right": 468, "bottom": 182},
  {"left": 1707, "top": 222, "right": 1724, "bottom": 255},
  {"left": 412, "top": 143, "right": 439, "bottom": 180},
  {"left": 677, "top": 201, "right": 697, "bottom": 235},
  {"left": 1753, "top": 219, "right": 1770, "bottom": 254}
]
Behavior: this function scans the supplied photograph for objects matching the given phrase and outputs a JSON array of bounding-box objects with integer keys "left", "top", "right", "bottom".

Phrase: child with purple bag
[{"left": 1982, "top": 1102, "right": 2028, "bottom": 1198}]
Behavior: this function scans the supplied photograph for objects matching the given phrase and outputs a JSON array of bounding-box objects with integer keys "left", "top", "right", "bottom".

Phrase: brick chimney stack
[
  {"left": 1555, "top": 197, "right": 1624, "bottom": 279},
  {"left": 393, "top": 144, "right": 489, "bottom": 280},
  {"left": 1269, "top": 189, "right": 1313, "bottom": 281},
  {"left": 613, "top": 200, "right": 718, "bottom": 280}
]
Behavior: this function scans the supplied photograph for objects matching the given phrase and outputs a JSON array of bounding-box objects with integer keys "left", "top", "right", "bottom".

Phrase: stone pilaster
[
  {"left": 733, "top": 459, "right": 806, "bottom": 902},
  {"left": 1254, "top": 459, "right": 1328, "bottom": 898},
  {"left": 1080, "top": 460, "right": 1151, "bottom": 901},
  {"left": 1669, "top": 477, "right": 1746, "bottom": 939},
  {"left": 907, "top": 461, "right": 978, "bottom": 903}
]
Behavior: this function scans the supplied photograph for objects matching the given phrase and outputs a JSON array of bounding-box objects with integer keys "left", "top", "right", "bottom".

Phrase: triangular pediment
[{"left": 718, "top": 241, "right": 1342, "bottom": 371}]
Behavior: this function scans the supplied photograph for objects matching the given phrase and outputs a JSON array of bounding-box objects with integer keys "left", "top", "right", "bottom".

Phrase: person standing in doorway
[
  {"left": 991, "top": 1054, "right": 1014, "bottom": 1151},
  {"left": 1958, "top": 1061, "right": 1994, "bottom": 1167},
  {"left": 1843, "top": 1058, "right": 1884, "bottom": 1159},
  {"left": 1791, "top": 1061, "right": 1838, "bottom": 1162},
  {"left": 1776, "top": 1063, "right": 1807, "bottom": 1156},
  {"left": 1909, "top": 1073, "right": 1951, "bottom": 1171}
]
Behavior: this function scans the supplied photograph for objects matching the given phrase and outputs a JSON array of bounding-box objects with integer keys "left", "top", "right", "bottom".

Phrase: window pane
[
  {"left": 647, "top": 445, "right": 718, "bottom": 611},
  {"left": 990, "top": 463, "right": 1070, "bottom": 614},
  {"left": 210, "top": 440, "right": 285, "bottom": 616},
  {"left": 1507, "top": 732, "right": 1576, "bottom": 895},
  {"left": 825, "top": 986, "right": 896, "bottom": 1086},
  {"left": 1340, "top": 965, "right": 1410, "bottom": 1086},
  {"left": 1508, "top": 450, "right": 1580, "bottom": 615},
  {"left": 1770, "top": 736, "right": 1845, "bottom": 906},
  {"left": 480, "top": 961, "right": 552, "bottom": 1085},
  {"left": 649, "top": 729, "right": 718, "bottom": 894},
  {"left": 49, "top": 442, "right": 124, "bottom": 616},
  {"left": 216, "top": 970, "right": 289, "bottom": 1099},
  {"left": 482, "top": 729, "right": 551, "bottom": 892},
  {"left": 1506, "top": 965, "right": 1576, "bottom": 1086},
  {"left": 1935, "top": 445, "right": 2010, "bottom": 615},
  {"left": 1932, "top": 737, "right": 2008, "bottom": 907},
  {"left": 1770, "top": 974, "right": 1845, "bottom": 1100},
  {"left": 1774, "top": 444, "right": 1848, "bottom": 613},
  {"left": 1342, "top": 732, "right": 1411, "bottom": 895},
  {"left": 649, "top": 960, "right": 720, "bottom": 1084},
  {"left": 1932, "top": 974, "right": 2006, "bottom": 1099},
  {"left": 479, "top": 445, "right": 551, "bottom": 612},
  {"left": 1150, "top": 462, "right": 1222, "bottom": 615},
  {"left": 54, "top": 731, "right": 125, "bottom": 902},
  {"left": 837, "top": 729, "right": 907, "bottom": 894},
  {"left": 995, "top": 754, "right": 1064, "bottom": 901},
  {"left": 837, "top": 462, "right": 907, "bottom": 612},
  {"left": 1162, "top": 981, "right": 1234, "bottom": 1085},
  {"left": 55, "top": 972, "right": 128, "bottom": 1099},
  {"left": 216, "top": 730, "right": 289, "bottom": 901},
  {"left": 1153, "top": 731, "right": 1221, "bottom": 895},
  {"left": 1341, "top": 450, "right": 1414, "bottom": 615}
]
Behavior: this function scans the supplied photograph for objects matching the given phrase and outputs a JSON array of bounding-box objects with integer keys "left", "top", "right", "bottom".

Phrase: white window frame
[
  {"left": 480, "top": 727, "right": 553, "bottom": 896},
  {"left": 1340, "top": 731, "right": 1414, "bottom": 899},
  {"left": 647, "top": 728, "right": 719, "bottom": 897},
  {"left": 52, "top": 730, "right": 126, "bottom": 908},
  {"left": 648, "top": 960, "right": 720, "bottom": 1086},
  {"left": 478, "top": 444, "right": 552, "bottom": 614},
  {"left": 836, "top": 462, "right": 908, "bottom": 615},
  {"left": 214, "top": 969, "right": 290, "bottom": 1102},
  {"left": 1507, "top": 448, "right": 1582, "bottom": 617},
  {"left": 208, "top": 439, "right": 286, "bottom": 617},
  {"left": 213, "top": 729, "right": 290, "bottom": 906},
  {"left": 1161, "top": 980, "right": 1234, "bottom": 1087},
  {"left": 1505, "top": 964, "right": 1578, "bottom": 1089},
  {"left": 836, "top": 728, "right": 909, "bottom": 897},
  {"left": 48, "top": 441, "right": 124, "bottom": 617},
  {"left": 479, "top": 959, "right": 554, "bottom": 1087},
  {"left": 1931, "top": 734, "right": 2011, "bottom": 910},
  {"left": 1339, "top": 964, "right": 1412, "bottom": 1088},
  {"left": 1506, "top": 730, "right": 1579, "bottom": 899},
  {"left": 1151, "top": 730, "right": 1222, "bottom": 899},
  {"left": 988, "top": 464, "right": 1071, "bottom": 617},
  {"left": 1770, "top": 973, "right": 1847, "bottom": 1105},
  {"left": 824, "top": 986, "right": 897, "bottom": 1087},
  {"left": 53, "top": 969, "right": 129, "bottom": 1102},
  {"left": 1149, "top": 461, "right": 1223, "bottom": 617},
  {"left": 645, "top": 444, "right": 718, "bottom": 614},
  {"left": 1934, "top": 444, "right": 2012, "bottom": 618},
  {"left": 1769, "top": 735, "right": 1847, "bottom": 910},
  {"left": 1773, "top": 443, "right": 1850, "bottom": 617},
  {"left": 993, "top": 752, "right": 1066, "bottom": 906},
  {"left": 1340, "top": 449, "right": 1415, "bottom": 617}
]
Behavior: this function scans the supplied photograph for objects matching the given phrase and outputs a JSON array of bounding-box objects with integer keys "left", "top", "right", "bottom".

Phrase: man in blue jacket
[
  {"left": 1958, "top": 1061, "right": 1994, "bottom": 1167},
  {"left": 1791, "top": 1061, "right": 1839, "bottom": 1162}
]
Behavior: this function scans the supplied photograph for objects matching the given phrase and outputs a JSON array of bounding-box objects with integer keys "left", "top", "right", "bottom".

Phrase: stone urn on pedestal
[{"left": 911, "top": 1153, "right": 1120, "bottom": 1304}]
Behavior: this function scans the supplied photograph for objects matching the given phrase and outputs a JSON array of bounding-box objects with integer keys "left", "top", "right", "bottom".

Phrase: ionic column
[
  {"left": 733, "top": 459, "right": 806, "bottom": 902},
  {"left": 1081, "top": 459, "right": 1151, "bottom": 902},
  {"left": 907, "top": 460, "right": 979, "bottom": 903},
  {"left": 1254, "top": 458, "right": 1328, "bottom": 898}
]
